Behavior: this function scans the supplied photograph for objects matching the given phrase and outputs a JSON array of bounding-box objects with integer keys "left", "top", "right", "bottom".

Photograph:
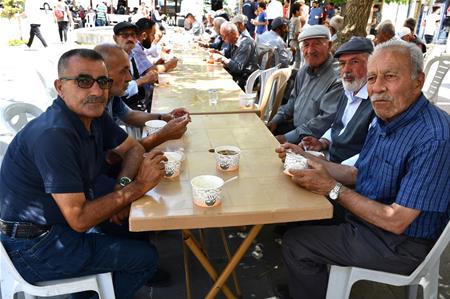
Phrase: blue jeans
[{"left": 1, "top": 224, "right": 158, "bottom": 299}]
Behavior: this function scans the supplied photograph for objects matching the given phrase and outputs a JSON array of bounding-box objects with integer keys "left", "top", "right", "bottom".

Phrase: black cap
[
  {"left": 334, "top": 37, "right": 374, "bottom": 58},
  {"left": 113, "top": 21, "right": 138, "bottom": 35}
]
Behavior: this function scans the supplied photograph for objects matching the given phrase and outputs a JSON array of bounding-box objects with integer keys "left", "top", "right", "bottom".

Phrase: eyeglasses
[
  {"left": 59, "top": 75, "right": 113, "bottom": 89},
  {"left": 117, "top": 32, "right": 137, "bottom": 38}
]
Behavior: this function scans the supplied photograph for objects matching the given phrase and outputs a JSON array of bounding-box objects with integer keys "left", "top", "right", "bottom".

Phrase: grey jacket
[{"left": 271, "top": 55, "right": 343, "bottom": 143}]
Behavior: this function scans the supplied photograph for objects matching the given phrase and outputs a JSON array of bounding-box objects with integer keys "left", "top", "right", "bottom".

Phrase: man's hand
[
  {"left": 157, "top": 115, "right": 190, "bottom": 141},
  {"left": 139, "top": 69, "right": 159, "bottom": 85},
  {"left": 275, "top": 143, "right": 305, "bottom": 162},
  {"left": 275, "top": 135, "right": 287, "bottom": 144},
  {"left": 161, "top": 108, "right": 190, "bottom": 121},
  {"left": 165, "top": 58, "right": 178, "bottom": 70},
  {"left": 217, "top": 56, "right": 230, "bottom": 65},
  {"left": 290, "top": 159, "right": 336, "bottom": 196},
  {"left": 133, "top": 151, "right": 167, "bottom": 194},
  {"left": 301, "top": 136, "right": 324, "bottom": 151},
  {"left": 110, "top": 206, "right": 130, "bottom": 225}
]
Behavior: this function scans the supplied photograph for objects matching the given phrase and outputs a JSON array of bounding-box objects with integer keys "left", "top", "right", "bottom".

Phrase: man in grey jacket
[{"left": 268, "top": 25, "right": 343, "bottom": 144}]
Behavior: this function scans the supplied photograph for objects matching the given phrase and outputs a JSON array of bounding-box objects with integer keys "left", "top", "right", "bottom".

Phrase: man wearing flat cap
[
  {"left": 268, "top": 25, "right": 343, "bottom": 144},
  {"left": 301, "top": 37, "right": 375, "bottom": 165},
  {"left": 256, "top": 16, "right": 291, "bottom": 67}
]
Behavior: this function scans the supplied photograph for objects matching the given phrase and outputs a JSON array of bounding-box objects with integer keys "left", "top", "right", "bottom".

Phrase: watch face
[{"left": 119, "top": 177, "right": 132, "bottom": 187}]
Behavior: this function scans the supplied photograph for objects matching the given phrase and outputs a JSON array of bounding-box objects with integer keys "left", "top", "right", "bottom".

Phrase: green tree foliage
[{"left": 0, "top": 0, "right": 25, "bottom": 19}]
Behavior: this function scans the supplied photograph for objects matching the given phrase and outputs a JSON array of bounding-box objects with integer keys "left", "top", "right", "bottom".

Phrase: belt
[{"left": 0, "top": 219, "right": 50, "bottom": 239}]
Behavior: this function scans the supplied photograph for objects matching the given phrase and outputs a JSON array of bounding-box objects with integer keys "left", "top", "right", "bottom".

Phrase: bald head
[
  {"left": 94, "top": 43, "right": 131, "bottom": 97},
  {"left": 220, "top": 22, "right": 240, "bottom": 45}
]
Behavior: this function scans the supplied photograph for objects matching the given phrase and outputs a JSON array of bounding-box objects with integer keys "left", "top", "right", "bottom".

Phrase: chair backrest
[
  {"left": 258, "top": 67, "right": 292, "bottom": 122},
  {"left": 423, "top": 54, "right": 450, "bottom": 104},
  {"left": 245, "top": 69, "right": 262, "bottom": 94},
  {"left": 257, "top": 64, "right": 282, "bottom": 106},
  {"left": 3, "top": 103, "right": 43, "bottom": 133},
  {"left": 256, "top": 44, "right": 280, "bottom": 70}
]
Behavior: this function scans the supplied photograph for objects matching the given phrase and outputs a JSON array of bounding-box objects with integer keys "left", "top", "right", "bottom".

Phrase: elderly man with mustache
[
  {"left": 301, "top": 37, "right": 376, "bottom": 165},
  {"left": 267, "top": 25, "right": 343, "bottom": 144},
  {"left": 275, "top": 40, "right": 450, "bottom": 299},
  {"left": 0, "top": 49, "right": 165, "bottom": 299}
]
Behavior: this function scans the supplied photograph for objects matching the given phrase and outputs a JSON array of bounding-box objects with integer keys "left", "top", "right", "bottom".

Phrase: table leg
[
  {"left": 219, "top": 228, "right": 241, "bottom": 297},
  {"left": 205, "top": 224, "right": 264, "bottom": 299},
  {"left": 182, "top": 230, "right": 237, "bottom": 299},
  {"left": 182, "top": 236, "right": 192, "bottom": 299}
]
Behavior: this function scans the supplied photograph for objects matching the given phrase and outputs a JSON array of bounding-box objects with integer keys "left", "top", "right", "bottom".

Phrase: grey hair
[
  {"left": 57, "top": 48, "right": 104, "bottom": 77},
  {"left": 213, "top": 16, "right": 227, "bottom": 28},
  {"left": 220, "top": 22, "right": 238, "bottom": 34},
  {"left": 376, "top": 20, "right": 395, "bottom": 37},
  {"left": 373, "top": 39, "right": 424, "bottom": 79}
]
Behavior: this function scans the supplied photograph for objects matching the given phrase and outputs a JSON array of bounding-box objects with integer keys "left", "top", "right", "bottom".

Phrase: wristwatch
[
  {"left": 118, "top": 176, "right": 132, "bottom": 187},
  {"left": 328, "top": 182, "right": 343, "bottom": 201}
]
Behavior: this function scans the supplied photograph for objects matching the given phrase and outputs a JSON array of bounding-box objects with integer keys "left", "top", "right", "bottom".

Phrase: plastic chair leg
[
  {"left": 326, "top": 266, "right": 353, "bottom": 299},
  {"left": 96, "top": 272, "right": 115, "bottom": 299},
  {"left": 24, "top": 293, "right": 38, "bottom": 299},
  {"left": 407, "top": 284, "right": 418, "bottom": 299},
  {"left": 422, "top": 266, "right": 439, "bottom": 299}
]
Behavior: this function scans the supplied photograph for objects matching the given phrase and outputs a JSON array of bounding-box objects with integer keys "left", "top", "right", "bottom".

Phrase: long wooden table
[
  {"left": 129, "top": 114, "right": 333, "bottom": 298},
  {"left": 150, "top": 48, "right": 260, "bottom": 115}
]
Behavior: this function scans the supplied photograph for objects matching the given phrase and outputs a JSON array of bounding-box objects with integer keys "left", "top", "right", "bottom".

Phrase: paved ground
[{"left": 1, "top": 12, "right": 450, "bottom": 299}]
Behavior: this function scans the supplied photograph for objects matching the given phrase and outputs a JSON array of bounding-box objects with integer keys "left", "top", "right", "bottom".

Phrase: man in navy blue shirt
[
  {"left": 0, "top": 49, "right": 166, "bottom": 299},
  {"left": 276, "top": 40, "right": 450, "bottom": 299}
]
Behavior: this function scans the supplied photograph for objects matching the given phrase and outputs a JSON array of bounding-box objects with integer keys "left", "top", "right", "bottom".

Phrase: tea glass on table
[
  {"left": 208, "top": 89, "right": 219, "bottom": 105},
  {"left": 239, "top": 93, "right": 257, "bottom": 108},
  {"left": 214, "top": 145, "right": 241, "bottom": 171}
]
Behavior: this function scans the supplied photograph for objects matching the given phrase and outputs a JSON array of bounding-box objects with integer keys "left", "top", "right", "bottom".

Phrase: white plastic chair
[
  {"left": 2, "top": 103, "right": 43, "bottom": 133},
  {"left": 245, "top": 69, "right": 262, "bottom": 94},
  {"left": 326, "top": 220, "right": 450, "bottom": 299},
  {"left": 0, "top": 242, "right": 116, "bottom": 299},
  {"left": 257, "top": 64, "right": 282, "bottom": 106},
  {"left": 0, "top": 140, "right": 9, "bottom": 166},
  {"left": 423, "top": 53, "right": 450, "bottom": 104},
  {"left": 258, "top": 67, "right": 292, "bottom": 122}
]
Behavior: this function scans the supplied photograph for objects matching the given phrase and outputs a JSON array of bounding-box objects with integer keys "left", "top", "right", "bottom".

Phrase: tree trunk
[{"left": 333, "top": 0, "right": 374, "bottom": 51}]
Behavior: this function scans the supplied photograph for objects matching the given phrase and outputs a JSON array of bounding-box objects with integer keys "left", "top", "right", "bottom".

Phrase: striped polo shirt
[{"left": 355, "top": 94, "right": 450, "bottom": 240}]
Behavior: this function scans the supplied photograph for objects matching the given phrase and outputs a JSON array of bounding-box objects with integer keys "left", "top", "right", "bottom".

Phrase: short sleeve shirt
[
  {"left": 0, "top": 98, "right": 128, "bottom": 225},
  {"left": 355, "top": 95, "right": 450, "bottom": 240}
]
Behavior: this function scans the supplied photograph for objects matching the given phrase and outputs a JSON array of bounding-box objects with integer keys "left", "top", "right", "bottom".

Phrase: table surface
[
  {"left": 129, "top": 113, "right": 332, "bottom": 232},
  {"left": 150, "top": 48, "right": 260, "bottom": 115}
]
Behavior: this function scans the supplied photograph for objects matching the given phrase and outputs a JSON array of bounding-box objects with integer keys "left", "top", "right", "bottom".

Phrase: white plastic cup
[
  {"left": 191, "top": 175, "right": 224, "bottom": 207},
  {"left": 284, "top": 151, "right": 308, "bottom": 176},
  {"left": 214, "top": 145, "right": 241, "bottom": 172},
  {"left": 163, "top": 151, "right": 183, "bottom": 178},
  {"left": 145, "top": 120, "right": 167, "bottom": 135},
  {"left": 239, "top": 93, "right": 257, "bottom": 108}
]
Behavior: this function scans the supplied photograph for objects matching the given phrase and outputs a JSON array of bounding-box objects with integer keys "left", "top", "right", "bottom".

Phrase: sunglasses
[{"left": 60, "top": 75, "right": 113, "bottom": 89}]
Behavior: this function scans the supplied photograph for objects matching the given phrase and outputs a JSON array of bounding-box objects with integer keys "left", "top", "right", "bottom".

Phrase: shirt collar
[
  {"left": 344, "top": 82, "right": 369, "bottom": 104},
  {"left": 375, "top": 93, "right": 428, "bottom": 136}
]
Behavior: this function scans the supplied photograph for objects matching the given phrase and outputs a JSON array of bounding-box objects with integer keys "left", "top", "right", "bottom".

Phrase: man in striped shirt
[{"left": 277, "top": 40, "right": 450, "bottom": 299}]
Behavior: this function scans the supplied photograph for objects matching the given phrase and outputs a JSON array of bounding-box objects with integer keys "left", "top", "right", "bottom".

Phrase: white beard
[{"left": 343, "top": 77, "right": 366, "bottom": 93}]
